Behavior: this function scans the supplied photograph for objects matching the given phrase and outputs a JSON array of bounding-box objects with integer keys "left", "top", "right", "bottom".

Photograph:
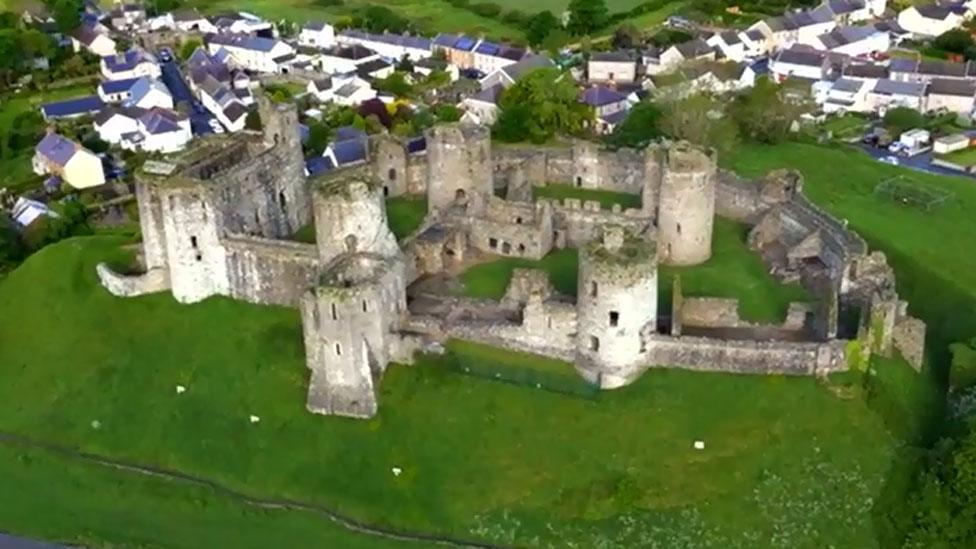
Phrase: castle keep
[{"left": 98, "top": 98, "right": 926, "bottom": 418}]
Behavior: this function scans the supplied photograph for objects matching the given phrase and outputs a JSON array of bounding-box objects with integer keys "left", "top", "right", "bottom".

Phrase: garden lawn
[
  {"left": 533, "top": 183, "right": 642, "bottom": 209},
  {"left": 0, "top": 235, "right": 913, "bottom": 547},
  {"left": 459, "top": 217, "right": 808, "bottom": 324},
  {"left": 386, "top": 194, "right": 427, "bottom": 240},
  {"left": 935, "top": 146, "right": 976, "bottom": 167}
]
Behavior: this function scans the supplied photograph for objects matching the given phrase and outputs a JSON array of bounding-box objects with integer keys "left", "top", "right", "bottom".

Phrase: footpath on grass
[{"left": 0, "top": 430, "right": 503, "bottom": 549}]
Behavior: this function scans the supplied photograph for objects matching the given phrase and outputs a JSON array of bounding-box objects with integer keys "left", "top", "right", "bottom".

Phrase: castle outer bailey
[{"left": 98, "top": 97, "right": 926, "bottom": 419}]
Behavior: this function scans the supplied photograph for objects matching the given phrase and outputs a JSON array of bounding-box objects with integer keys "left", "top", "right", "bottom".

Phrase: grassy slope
[
  {"left": 460, "top": 217, "right": 808, "bottom": 323},
  {"left": 386, "top": 194, "right": 428, "bottom": 240},
  {"left": 0, "top": 236, "right": 904, "bottom": 547},
  {"left": 533, "top": 183, "right": 642, "bottom": 209},
  {"left": 0, "top": 445, "right": 414, "bottom": 548}
]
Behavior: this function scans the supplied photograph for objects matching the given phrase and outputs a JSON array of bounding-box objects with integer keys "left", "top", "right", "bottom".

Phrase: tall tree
[
  {"left": 493, "top": 68, "right": 591, "bottom": 143},
  {"left": 566, "top": 0, "right": 607, "bottom": 36},
  {"left": 659, "top": 93, "right": 738, "bottom": 156},
  {"left": 525, "top": 10, "right": 558, "bottom": 46},
  {"left": 729, "top": 77, "right": 806, "bottom": 144},
  {"left": 46, "top": 0, "right": 83, "bottom": 33},
  {"left": 604, "top": 102, "right": 663, "bottom": 149}
]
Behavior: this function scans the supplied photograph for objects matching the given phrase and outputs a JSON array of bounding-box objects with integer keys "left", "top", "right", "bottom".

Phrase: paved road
[
  {"left": 854, "top": 143, "right": 975, "bottom": 179},
  {"left": 0, "top": 533, "right": 63, "bottom": 548},
  {"left": 157, "top": 51, "right": 216, "bottom": 137}
]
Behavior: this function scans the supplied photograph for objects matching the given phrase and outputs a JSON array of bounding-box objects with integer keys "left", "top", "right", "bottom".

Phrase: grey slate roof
[
  {"left": 927, "top": 78, "right": 976, "bottom": 97},
  {"left": 501, "top": 54, "right": 554, "bottom": 81},
  {"left": 871, "top": 79, "right": 926, "bottom": 97},
  {"left": 35, "top": 133, "right": 79, "bottom": 166},
  {"left": 591, "top": 50, "right": 635, "bottom": 62}
]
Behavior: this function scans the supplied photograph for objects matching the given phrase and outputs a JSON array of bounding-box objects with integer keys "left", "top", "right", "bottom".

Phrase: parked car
[
  {"left": 209, "top": 119, "right": 225, "bottom": 134},
  {"left": 879, "top": 155, "right": 899, "bottom": 166},
  {"left": 158, "top": 48, "right": 172, "bottom": 63}
]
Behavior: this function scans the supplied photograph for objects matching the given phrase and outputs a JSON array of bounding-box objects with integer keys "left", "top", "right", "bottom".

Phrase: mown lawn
[
  {"left": 459, "top": 217, "right": 808, "bottom": 324},
  {"left": 0, "top": 236, "right": 911, "bottom": 547},
  {"left": 935, "top": 146, "right": 976, "bottom": 167},
  {"left": 386, "top": 194, "right": 428, "bottom": 240},
  {"left": 533, "top": 183, "right": 642, "bottom": 209}
]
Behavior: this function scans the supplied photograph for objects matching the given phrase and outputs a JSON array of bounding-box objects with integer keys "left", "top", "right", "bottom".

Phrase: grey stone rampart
[
  {"left": 447, "top": 319, "right": 577, "bottom": 363},
  {"left": 96, "top": 263, "right": 170, "bottom": 297},
  {"left": 135, "top": 181, "right": 168, "bottom": 270},
  {"left": 645, "top": 335, "right": 848, "bottom": 375},
  {"left": 222, "top": 234, "right": 320, "bottom": 306}
]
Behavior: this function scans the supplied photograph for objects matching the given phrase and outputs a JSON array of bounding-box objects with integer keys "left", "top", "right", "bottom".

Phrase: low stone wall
[
  {"left": 716, "top": 173, "right": 762, "bottom": 221},
  {"left": 679, "top": 297, "right": 810, "bottom": 332},
  {"left": 447, "top": 320, "right": 577, "bottom": 362},
  {"left": 96, "top": 264, "right": 170, "bottom": 297},
  {"left": 645, "top": 334, "right": 848, "bottom": 375},
  {"left": 223, "top": 234, "right": 320, "bottom": 307}
]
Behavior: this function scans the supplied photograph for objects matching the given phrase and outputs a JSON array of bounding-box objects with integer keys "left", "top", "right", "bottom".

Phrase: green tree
[
  {"left": 434, "top": 104, "right": 461, "bottom": 122},
  {"left": 611, "top": 24, "right": 643, "bottom": 49},
  {"left": 883, "top": 107, "right": 926, "bottom": 134},
  {"left": 604, "top": 102, "right": 663, "bottom": 149},
  {"left": 375, "top": 72, "right": 414, "bottom": 97},
  {"left": 46, "top": 0, "right": 83, "bottom": 33},
  {"left": 659, "top": 93, "right": 738, "bottom": 156},
  {"left": 950, "top": 339, "right": 976, "bottom": 391},
  {"left": 933, "top": 29, "right": 975, "bottom": 56},
  {"left": 493, "top": 68, "right": 592, "bottom": 143},
  {"left": 0, "top": 222, "right": 24, "bottom": 271},
  {"left": 525, "top": 10, "right": 558, "bottom": 46},
  {"left": 304, "top": 121, "right": 331, "bottom": 156},
  {"left": 566, "top": 0, "right": 607, "bottom": 35},
  {"left": 353, "top": 6, "right": 410, "bottom": 33},
  {"left": 179, "top": 38, "right": 203, "bottom": 61},
  {"left": 729, "top": 77, "right": 806, "bottom": 144}
]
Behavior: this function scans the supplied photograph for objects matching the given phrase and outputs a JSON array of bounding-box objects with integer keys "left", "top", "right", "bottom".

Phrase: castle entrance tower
[
  {"left": 425, "top": 124, "right": 493, "bottom": 214},
  {"left": 576, "top": 226, "right": 658, "bottom": 388},
  {"left": 657, "top": 143, "right": 716, "bottom": 266}
]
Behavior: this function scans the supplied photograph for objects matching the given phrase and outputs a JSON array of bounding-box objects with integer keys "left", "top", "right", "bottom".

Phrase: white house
[
  {"left": 459, "top": 84, "right": 502, "bottom": 125},
  {"left": 479, "top": 54, "right": 554, "bottom": 89},
  {"left": 770, "top": 46, "right": 829, "bottom": 81},
  {"left": 897, "top": 4, "right": 966, "bottom": 38},
  {"left": 32, "top": 132, "right": 105, "bottom": 189},
  {"left": 173, "top": 9, "right": 217, "bottom": 33},
  {"left": 316, "top": 44, "right": 379, "bottom": 75},
  {"left": 580, "top": 85, "right": 632, "bottom": 134},
  {"left": 93, "top": 105, "right": 143, "bottom": 144},
  {"left": 658, "top": 39, "right": 716, "bottom": 72},
  {"left": 307, "top": 77, "right": 335, "bottom": 103},
  {"left": 337, "top": 29, "right": 433, "bottom": 62},
  {"left": 11, "top": 197, "right": 57, "bottom": 229},
  {"left": 197, "top": 75, "right": 249, "bottom": 132},
  {"left": 588, "top": 50, "right": 638, "bottom": 83},
  {"left": 71, "top": 24, "right": 116, "bottom": 57},
  {"left": 100, "top": 48, "right": 160, "bottom": 81},
  {"left": 889, "top": 58, "right": 976, "bottom": 83},
  {"left": 866, "top": 78, "right": 927, "bottom": 113},
  {"left": 357, "top": 59, "right": 395, "bottom": 80},
  {"left": 819, "top": 77, "right": 871, "bottom": 113},
  {"left": 706, "top": 31, "right": 748, "bottom": 62},
  {"left": 925, "top": 78, "right": 976, "bottom": 114},
  {"left": 209, "top": 12, "right": 273, "bottom": 35},
  {"left": 97, "top": 77, "right": 141, "bottom": 103},
  {"left": 811, "top": 25, "right": 890, "bottom": 57},
  {"left": 471, "top": 41, "right": 527, "bottom": 75},
  {"left": 129, "top": 108, "right": 192, "bottom": 153},
  {"left": 413, "top": 57, "right": 460, "bottom": 81},
  {"left": 125, "top": 78, "right": 173, "bottom": 110},
  {"left": 300, "top": 21, "right": 336, "bottom": 49},
  {"left": 108, "top": 3, "right": 145, "bottom": 31},
  {"left": 206, "top": 33, "right": 296, "bottom": 73},
  {"left": 332, "top": 77, "right": 377, "bottom": 106},
  {"left": 812, "top": 0, "right": 880, "bottom": 24}
]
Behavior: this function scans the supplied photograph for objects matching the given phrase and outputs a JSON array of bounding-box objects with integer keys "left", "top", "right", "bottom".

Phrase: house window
[
  {"left": 609, "top": 311, "right": 619, "bottom": 327},
  {"left": 489, "top": 237, "right": 498, "bottom": 249},
  {"left": 590, "top": 281, "right": 598, "bottom": 298},
  {"left": 590, "top": 336, "right": 600, "bottom": 351}
]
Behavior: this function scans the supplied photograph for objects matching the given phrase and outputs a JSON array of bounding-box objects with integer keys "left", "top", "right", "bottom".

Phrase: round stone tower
[
  {"left": 575, "top": 225, "right": 658, "bottom": 389},
  {"left": 424, "top": 123, "right": 493, "bottom": 214},
  {"left": 657, "top": 143, "right": 716, "bottom": 266},
  {"left": 313, "top": 175, "right": 400, "bottom": 265}
]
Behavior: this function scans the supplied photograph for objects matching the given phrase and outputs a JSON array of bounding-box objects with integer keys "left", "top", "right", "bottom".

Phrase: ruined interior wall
[
  {"left": 425, "top": 124, "right": 493, "bottom": 212},
  {"left": 468, "top": 199, "right": 554, "bottom": 260},
  {"left": 135, "top": 181, "right": 169, "bottom": 270},
  {"left": 679, "top": 297, "right": 811, "bottom": 332},
  {"left": 645, "top": 334, "right": 848, "bottom": 375},
  {"left": 371, "top": 136, "right": 410, "bottom": 197},
  {"left": 96, "top": 263, "right": 169, "bottom": 297},
  {"left": 715, "top": 173, "right": 763, "bottom": 221},
  {"left": 222, "top": 234, "right": 320, "bottom": 306},
  {"left": 893, "top": 316, "right": 926, "bottom": 371},
  {"left": 550, "top": 200, "right": 651, "bottom": 248}
]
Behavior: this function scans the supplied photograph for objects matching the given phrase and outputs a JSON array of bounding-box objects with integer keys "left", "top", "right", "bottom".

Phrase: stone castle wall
[
  {"left": 223, "top": 234, "right": 320, "bottom": 307},
  {"left": 645, "top": 334, "right": 848, "bottom": 376}
]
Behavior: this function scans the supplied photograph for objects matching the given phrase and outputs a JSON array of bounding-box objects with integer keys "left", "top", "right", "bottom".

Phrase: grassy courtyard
[
  {"left": 0, "top": 235, "right": 918, "bottom": 547},
  {"left": 533, "top": 183, "right": 642, "bottom": 209},
  {"left": 459, "top": 217, "right": 808, "bottom": 324}
]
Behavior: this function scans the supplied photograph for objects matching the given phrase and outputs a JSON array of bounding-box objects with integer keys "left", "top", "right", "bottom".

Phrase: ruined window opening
[
  {"left": 488, "top": 237, "right": 498, "bottom": 249},
  {"left": 362, "top": 300, "right": 368, "bottom": 313},
  {"left": 383, "top": 185, "right": 389, "bottom": 197},
  {"left": 274, "top": 133, "right": 280, "bottom": 145},
  {"left": 547, "top": 316, "right": 552, "bottom": 329},
  {"left": 575, "top": 176, "right": 582, "bottom": 187},
  {"left": 590, "top": 336, "right": 600, "bottom": 351},
  {"left": 345, "top": 234, "right": 358, "bottom": 253},
  {"left": 201, "top": 201, "right": 207, "bottom": 222},
  {"left": 609, "top": 311, "right": 619, "bottom": 327},
  {"left": 502, "top": 242, "right": 512, "bottom": 254},
  {"left": 331, "top": 303, "right": 338, "bottom": 320},
  {"left": 190, "top": 236, "right": 198, "bottom": 249},
  {"left": 388, "top": 168, "right": 396, "bottom": 181},
  {"left": 590, "top": 281, "right": 598, "bottom": 298},
  {"left": 517, "top": 243, "right": 526, "bottom": 255},
  {"left": 445, "top": 248, "right": 456, "bottom": 257},
  {"left": 515, "top": 216, "right": 522, "bottom": 224},
  {"left": 676, "top": 223, "right": 681, "bottom": 235},
  {"left": 455, "top": 188, "right": 467, "bottom": 201},
  {"left": 639, "top": 336, "right": 646, "bottom": 353},
  {"left": 335, "top": 343, "right": 342, "bottom": 356}
]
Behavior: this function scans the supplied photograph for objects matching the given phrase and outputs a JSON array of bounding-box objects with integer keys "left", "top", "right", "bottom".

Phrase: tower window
[
  {"left": 676, "top": 223, "right": 681, "bottom": 235},
  {"left": 590, "top": 281, "right": 598, "bottom": 298},
  {"left": 489, "top": 237, "right": 498, "bottom": 249},
  {"left": 331, "top": 303, "right": 338, "bottom": 320},
  {"left": 362, "top": 300, "right": 368, "bottom": 313},
  {"left": 590, "top": 336, "right": 600, "bottom": 351},
  {"left": 515, "top": 216, "right": 523, "bottom": 224},
  {"left": 388, "top": 168, "right": 396, "bottom": 181},
  {"left": 335, "top": 343, "right": 342, "bottom": 356},
  {"left": 576, "top": 176, "right": 582, "bottom": 187},
  {"left": 609, "top": 311, "right": 619, "bottom": 327},
  {"left": 639, "top": 336, "right": 646, "bottom": 353}
]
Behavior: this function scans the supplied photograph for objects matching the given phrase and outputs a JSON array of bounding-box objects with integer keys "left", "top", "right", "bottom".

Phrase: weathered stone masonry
[{"left": 98, "top": 110, "right": 926, "bottom": 419}]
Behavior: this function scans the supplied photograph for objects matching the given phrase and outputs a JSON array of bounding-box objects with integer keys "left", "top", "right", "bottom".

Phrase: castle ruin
[{"left": 98, "top": 97, "right": 926, "bottom": 419}]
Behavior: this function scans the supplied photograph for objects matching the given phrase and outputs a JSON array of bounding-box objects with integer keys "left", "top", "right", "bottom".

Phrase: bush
[
  {"left": 313, "top": 0, "right": 344, "bottom": 6},
  {"left": 470, "top": 2, "right": 502, "bottom": 17},
  {"left": 883, "top": 107, "right": 925, "bottom": 134}
]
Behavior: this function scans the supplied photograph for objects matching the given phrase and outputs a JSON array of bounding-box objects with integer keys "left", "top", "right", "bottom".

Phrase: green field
[
  {"left": 386, "top": 194, "right": 428, "bottom": 239},
  {"left": 459, "top": 217, "right": 808, "bottom": 324},
  {"left": 533, "top": 183, "right": 642, "bottom": 209},
  {"left": 0, "top": 235, "right": 921, "bottom": 547}
]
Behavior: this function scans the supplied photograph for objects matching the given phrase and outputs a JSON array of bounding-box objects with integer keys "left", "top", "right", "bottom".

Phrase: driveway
[{"left": 157, "top": 52, "right": 215, "bottom": 137}]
